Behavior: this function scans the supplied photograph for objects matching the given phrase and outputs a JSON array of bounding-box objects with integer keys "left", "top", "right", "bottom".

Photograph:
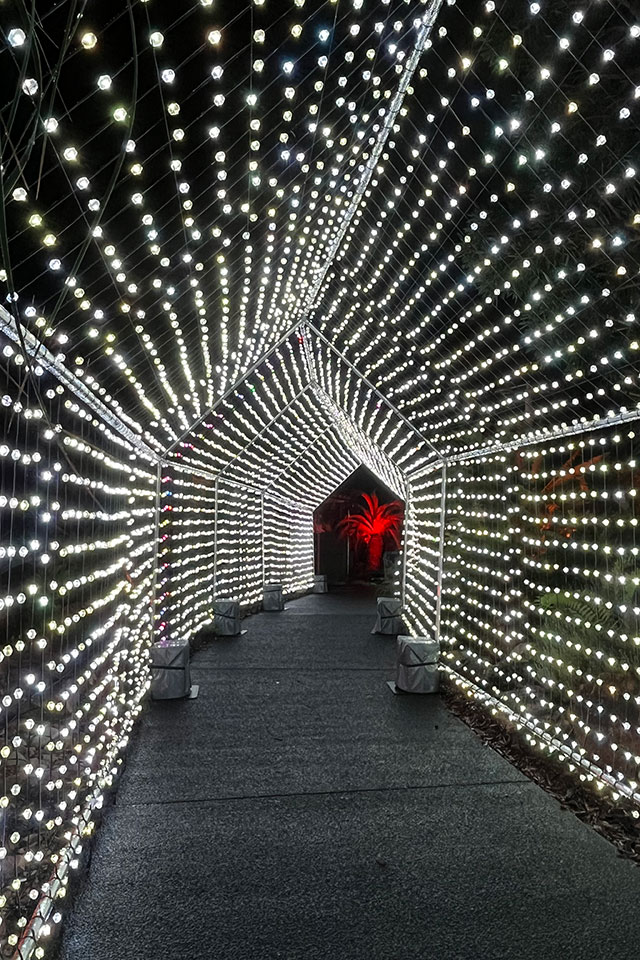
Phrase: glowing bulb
[{"left": 7, "top": 28, "right": 26, "bottom": 47}]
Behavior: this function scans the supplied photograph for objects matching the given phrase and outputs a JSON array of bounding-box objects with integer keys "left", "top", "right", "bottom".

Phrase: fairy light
[
  {"left": 80, "top": 32, "right": 97, "bottom": 50},
  {"left": 1, "top": 0, "right": 640, "bottom": 953},
  {"left": 7, "top": 28, "right": 26, "bottom": 47}
]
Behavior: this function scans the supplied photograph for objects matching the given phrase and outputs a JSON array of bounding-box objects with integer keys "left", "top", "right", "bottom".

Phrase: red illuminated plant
[{"left": 337, "top": 492, "right": 403, "bottom": 570}]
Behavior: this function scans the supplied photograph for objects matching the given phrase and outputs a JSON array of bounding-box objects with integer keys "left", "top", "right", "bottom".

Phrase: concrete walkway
[{"left": 59, "top": 590, "right": 640, "bottom": 959}]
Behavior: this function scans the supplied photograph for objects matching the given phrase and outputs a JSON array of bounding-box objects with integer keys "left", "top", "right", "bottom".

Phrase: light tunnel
[
  {"left": 0, "top": 0, "right": 639, "bottom": 954},
  {"left": 160, "top": 323, "right": 439, "bottom": 644}
]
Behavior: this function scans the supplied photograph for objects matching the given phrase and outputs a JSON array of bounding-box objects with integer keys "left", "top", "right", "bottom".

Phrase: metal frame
[
  {"left": 310, "top": 383, "right": 407, "bottom": 501},
  {"left": 447, "top": 406, "right": 640, "bottom": 465},
  {"left": 300, "top": 322, "right": 318, "bottom": 386},
  {"left": 23, "top": 2, "right": 640, "bottom": 949},
  {"left": 400, "top": 482, "right": 411, "bottom": 607},
  {"left": 0, "top": 304, "right": 158, "bottom": 463},
  {"left": 162, "top": 318, "right": 304, "bottom": 457},
  {"left": 263, "top": 424, "right": 337, "bottom": 493},
  {"left": 434, "top": 462, "right": 447, "bottom": 641},
  {"left": 13, "top": 297, "right": 637, "bottom": 662},
  {"left": 213, "top": 479, "right": 219, "bottom": 598},
  {"left": 305, "top": 321, "right": 445, "bottom": 465},
  {"left": 217, "top": 384, "right": 312, "bottom": 481},
  {"left": 260, "top": 491, "right": 266, "bottom": 588},
  {"left": 150, "top": 460, "right": 162, "bottom": 633}
]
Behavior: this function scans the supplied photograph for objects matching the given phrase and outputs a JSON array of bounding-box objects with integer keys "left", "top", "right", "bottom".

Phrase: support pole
[
  {"left": 434, "top": 461, "right": 447, "bottom": 642},
  {"left": 150, "top": 460, "right": 162, "bottom": 639},
  {"left": 213, "top": 479, "right": 219, "bottom": 599},
  {"left": 260, "top": 491, "right": 266, "bottom": 589},
  {"left": 401, "top": 480, "right": 411, "bottom": 607},
  {"left": 346, "top": 520, "right": 350, "bottom": 582}
]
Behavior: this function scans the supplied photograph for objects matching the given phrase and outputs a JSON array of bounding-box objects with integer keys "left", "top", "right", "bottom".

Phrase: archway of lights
[{"left": 1, "top": 0, "right": 639, "bottom": 956}]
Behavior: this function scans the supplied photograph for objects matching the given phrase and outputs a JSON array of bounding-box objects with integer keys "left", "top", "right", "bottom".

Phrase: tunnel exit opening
[{"left": 313, "top": 464, "right": 405, "bottom": 591}]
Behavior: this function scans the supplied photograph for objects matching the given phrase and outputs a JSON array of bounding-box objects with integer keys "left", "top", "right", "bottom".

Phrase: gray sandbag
[
  {"left": 372, "top": 596, "right": 405, "bottom": 635},
  {"left": 150, "top": 639, "right": 191, "bottom": 699},
  {"left": 214, "top": 598, "right": 241, "bottom": 635},
  {"left": 395, "top": 635, "right": 440, "bottom": 693},
  {"left": 263, "top": 583, "right": 285, "bottom": 611}
]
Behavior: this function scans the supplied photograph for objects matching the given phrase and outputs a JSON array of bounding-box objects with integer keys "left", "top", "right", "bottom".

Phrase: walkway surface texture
[{"left": 59, "top": 589, "right": 640, "bottom": 960}]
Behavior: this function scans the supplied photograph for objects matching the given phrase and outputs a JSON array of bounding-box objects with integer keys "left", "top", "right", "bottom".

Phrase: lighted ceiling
[{"left": 1, "top": 0, "right": 638, "bottom": 460}]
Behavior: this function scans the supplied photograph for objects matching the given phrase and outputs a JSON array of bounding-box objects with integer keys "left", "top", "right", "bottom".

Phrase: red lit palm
[{"left": 337, "top": 493, "right": 403, "bottom": 571}]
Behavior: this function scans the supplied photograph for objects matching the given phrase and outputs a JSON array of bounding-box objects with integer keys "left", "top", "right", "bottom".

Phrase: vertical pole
[
  {"left": 401, "top": 481, "right": 411, "bottom": 607},
  {"left": 260, "top": 491, "right": 266, "bottom": 590},
  {"left": 150, "top": 460, "right": 162, "bottom": 641},
  {"left": 213, "top": 479, "right": 219, "bottom": 599},
  {"left": 434, "top": 461, "right": 447, "bottom": 641},
  {"left": 346, "top": 510, "right": 350, "bottom": 582}
]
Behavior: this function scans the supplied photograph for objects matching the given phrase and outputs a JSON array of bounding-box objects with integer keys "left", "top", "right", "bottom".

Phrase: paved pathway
[{"left": 59, "top": 589, "right": 640, "bottom": 960}]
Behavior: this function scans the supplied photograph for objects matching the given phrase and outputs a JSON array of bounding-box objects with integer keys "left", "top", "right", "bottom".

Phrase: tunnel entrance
[{"left": 313, "top": 465, "right": 405, "bottom": 589}]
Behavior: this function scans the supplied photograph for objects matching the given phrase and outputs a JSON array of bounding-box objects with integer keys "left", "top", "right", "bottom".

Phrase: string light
[{"left": 1, "top": 0, "right": 639, "bottom": 954}]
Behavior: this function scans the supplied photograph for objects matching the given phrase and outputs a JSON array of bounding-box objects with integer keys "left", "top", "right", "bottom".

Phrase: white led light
[
  {"left": 2, "top": 2, "right": 640, "bottom": 949},
  {"left": 8, "top": 28, "right": 26, "bottom": 47}
]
